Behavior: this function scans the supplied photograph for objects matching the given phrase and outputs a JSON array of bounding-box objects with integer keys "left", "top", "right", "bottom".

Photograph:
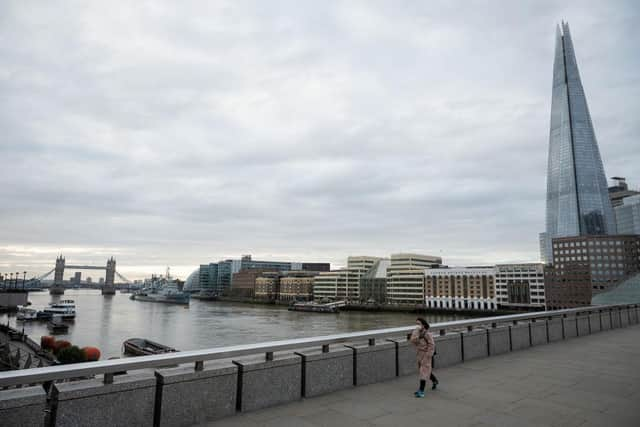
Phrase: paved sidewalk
[{"left": 204, "top": 325, "right": 640, "bottom": 427}]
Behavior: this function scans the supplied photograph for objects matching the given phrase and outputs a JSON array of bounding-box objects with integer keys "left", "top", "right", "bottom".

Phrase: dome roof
[{"left": 183, "top": 268, "right": 200, "bottom": 291}]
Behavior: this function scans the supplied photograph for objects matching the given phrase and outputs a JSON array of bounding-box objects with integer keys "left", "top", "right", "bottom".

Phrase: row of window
[{"left": 554, "top": 240, "right": 628, "bottom": 248}]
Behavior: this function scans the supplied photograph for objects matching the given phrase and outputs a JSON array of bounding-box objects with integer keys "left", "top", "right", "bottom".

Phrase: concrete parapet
[
  {"left": 601, "top": 311, "right": 611, "bottom": 330},
  {"left": 611, "top": 309, "right": 621, "bottom": 328},
  {"left": 547, "top": 318, "right": 563, "bottom": 342},
  {"left": 509, "top": 324, "right": 530, "bottom": 351},
  {"left": 52, "top": 372, "right": 156, "bottom": 427},
  {"left": 295, "top": 346, "right": 354, "bottom": 397},
  {"left": 576, "top": 315, "right": 590, "bottom": 336},
  {"left": 345, "top": 341, "right": 396, "bottom": 386},
  {"left": 630, "top": 306, "right": 639, "bottom": 324},
  {"left": 232, "top": 353, "right": 301, "bottom": 412},
  {"left": 433, "top": 333, "right": 462, "bottom": 368},
  {"left": 0, "top": 385, "right": 46, "bottom": 427},
  {"left": 562, "top": 316, "right": 578, "bottom": 339},
  {"left": 620, "top": 308, "right": 630, "bottom": 327},
  {"left": 388, "top": 337, "right": 415, "bottom": 377},
  {"left": 589, "top": 313, "right": 601, "bottom": 333},
  {"left": 462, "top": 329, "right": 488, "bottom": 361},
  {"left": 530, "top": 321, "right": 548, "bottom": 346},
  {"left": 487, "top": 327, "right": 510, "bottom": 355},
  {"left": 155, "top": 361, "right": 237, "bottom": 426}
]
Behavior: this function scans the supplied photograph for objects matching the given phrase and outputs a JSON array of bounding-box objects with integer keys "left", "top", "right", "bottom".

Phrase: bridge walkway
[{"left": 204, "top": 325, "right": 640, "bottom": 427}]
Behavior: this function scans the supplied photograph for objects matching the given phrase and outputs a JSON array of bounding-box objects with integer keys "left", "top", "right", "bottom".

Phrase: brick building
[{"left": 545, "top": 235, "right": 640, "bottom": 309}]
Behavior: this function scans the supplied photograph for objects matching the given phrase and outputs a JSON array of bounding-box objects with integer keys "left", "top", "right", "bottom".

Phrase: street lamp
[
  {"left": 23, "top": 271, "right": 27, "bottom": 290},
  {"left": 9, "top": 273, "right": 13, "bottom": 289}
]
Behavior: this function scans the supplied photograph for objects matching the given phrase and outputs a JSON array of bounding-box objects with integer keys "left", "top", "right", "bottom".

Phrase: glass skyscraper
[{"left": 541, "top": 22, "right": 616, "bottom": 263}]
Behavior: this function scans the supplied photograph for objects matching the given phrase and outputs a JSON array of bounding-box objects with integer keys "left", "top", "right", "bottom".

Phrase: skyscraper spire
[{"left": 541, "top": 23, "right": 616, "bottom": 263}]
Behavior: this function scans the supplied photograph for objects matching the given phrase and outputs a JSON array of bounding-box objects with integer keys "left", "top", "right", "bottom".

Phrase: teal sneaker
[{"left": 414, "top": 390, "right": 425, "bottom": 398}]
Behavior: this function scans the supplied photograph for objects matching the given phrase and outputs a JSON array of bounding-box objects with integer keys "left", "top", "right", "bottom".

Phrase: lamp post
[
  {"left": 23, "top": 271, "right": 27, "bottom": 290},
  {"left": 9, "top": 273, "right": 14, "bottom": 289},
  {"left": 15, "top": 272, "right": 20, "bottom": 290}
]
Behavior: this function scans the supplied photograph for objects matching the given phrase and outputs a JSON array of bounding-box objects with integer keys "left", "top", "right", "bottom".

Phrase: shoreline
[{"left": 212, "top": 296, "right": 526, "bottom": 316}]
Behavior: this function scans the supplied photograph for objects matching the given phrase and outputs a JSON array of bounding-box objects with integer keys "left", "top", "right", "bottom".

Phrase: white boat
[
  {"left": 16, "top": 308, "right": 38, "bottom": 321},
  {"left": 44, "top": 299, "right": 76, "bottom": 320}
]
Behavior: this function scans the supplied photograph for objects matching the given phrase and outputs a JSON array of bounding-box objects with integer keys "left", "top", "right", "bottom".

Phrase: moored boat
[
  {"left": 122, "top": 338, "right": 177, "bottom": 356},
  {"left": 47, "top": 320, "right": 69, "bottom": 334},
  {"left": 36, "top": 311, "right": 53, "bottom": 321},
  {"left": 288, "top": 301, "right": 340, "bottom": 313},
  {"left": 16, "top": 308, "right": 38, "bottom": 321},
  {"left": 44, "top": 300, "right": 76, "bottom": 320}
]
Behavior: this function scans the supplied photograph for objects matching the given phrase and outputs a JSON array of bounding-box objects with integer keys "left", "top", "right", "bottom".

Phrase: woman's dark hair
[{"left": 416, "top": 318, "right": 430, "bottom": 329}]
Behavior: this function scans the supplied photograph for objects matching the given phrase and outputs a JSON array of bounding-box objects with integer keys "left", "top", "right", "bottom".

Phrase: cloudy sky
[{"left": 1, "top": 1, "right": 639, "bottom": 280}]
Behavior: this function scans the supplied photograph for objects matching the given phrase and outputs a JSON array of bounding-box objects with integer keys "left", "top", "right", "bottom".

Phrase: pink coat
[{"left": 410, "top": 327, "right": 435, "bottom": 380}]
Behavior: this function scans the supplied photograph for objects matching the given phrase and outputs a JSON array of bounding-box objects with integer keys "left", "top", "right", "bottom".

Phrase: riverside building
[
  {"left": 385, "top": 254, "right": 442, "bottom": 304},
  {"left": 254, "top": 272, "right": 281, "bottom": 300},
  {"left": 545, "top": 235, "right": 640, "bottom": 309},
  {"left": 198, "top": 255, "right": 329, "bottom": 295},
  {"left": 358, "top": 259, "right": 391, "bottom": 303},
  {"left": 495, "top": 263, "right": 546, "bottom": 310},
  {"left": 424, "top": 267, "right": 497, "bottom": 311},
  {"left": 278, "top": 272, "right": 317, "bottom": 302},
  {"left": 313, "top": 256, "right": 380, "bottom": 301},
  {"left": 540, "top": 23, "right": 616, "bottom": 263}
]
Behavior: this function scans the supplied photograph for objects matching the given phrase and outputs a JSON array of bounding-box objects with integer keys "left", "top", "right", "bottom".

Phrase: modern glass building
[
  {"left": 198, "top": 255, "right": 330, "bottom": 295},
  {"left": 615, "top": 195, "right": 640, "bottom": 235},
  {"left": 541, "top": 22, "right": 616, "bottom": 263}
]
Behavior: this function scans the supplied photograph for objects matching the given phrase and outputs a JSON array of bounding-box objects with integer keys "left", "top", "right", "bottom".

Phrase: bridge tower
[
  {"left": 50, "top": 255, "right": 65, "bottom": 295},
  {"left": 102, "top": 257, "right": 116, "bottom": 295}
]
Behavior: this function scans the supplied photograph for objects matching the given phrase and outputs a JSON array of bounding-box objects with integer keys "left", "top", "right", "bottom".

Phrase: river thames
[{"left": 1, "top": 290, "right": 466, "bottom": 358}]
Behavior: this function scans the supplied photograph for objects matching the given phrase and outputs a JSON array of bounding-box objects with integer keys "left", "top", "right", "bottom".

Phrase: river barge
[{"left": 122, "top": 338, "right": 177, "bottom": 356}]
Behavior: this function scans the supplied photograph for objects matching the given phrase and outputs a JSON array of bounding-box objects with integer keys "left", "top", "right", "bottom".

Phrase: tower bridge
[{"left": 41, "top": 256, "right": 131, "bottom": 295}]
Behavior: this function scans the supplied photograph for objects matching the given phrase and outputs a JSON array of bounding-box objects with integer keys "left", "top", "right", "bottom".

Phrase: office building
[
  {"left": 313, "top": 270, "right": 348, "bottom": 300},
  {"left": 183, "top": 269, "right": 200, "bottom": 292},
  {"left": 495, "top": 263, "right": 546, "bottom": 310},
  {"left": 541, "top": 23, "right": 616, "bottom": 263},
  {"left": 313, "top": 256, "right": 380, "bottom": 301},
  {"left": 615, "top": 195, "right": 640, "bottom": 235},
  {"left": 425, "top": 267, "right": 497, "bottom": 311},
  {"left": 386, "top": 254, "right": 442, "bottom": 304},
  {"left": 230, "top": 269, "right": 276, "bottom": 298},
  {"left": 608, "top": 177, "right": 640, "bottom": 208},
  {"left": 545, "top": 235, "right": 640, "bottom": 309},
  {"left": 198, "top": 255, "right": 329, "bottom": 295},
  {"left": 359, "top": 259, "right": 391, "bottom": 303}
]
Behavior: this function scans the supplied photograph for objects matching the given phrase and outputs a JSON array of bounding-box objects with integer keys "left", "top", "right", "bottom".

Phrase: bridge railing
[{"left": 0, "top": 303, "right": 635, "bottom": 388}]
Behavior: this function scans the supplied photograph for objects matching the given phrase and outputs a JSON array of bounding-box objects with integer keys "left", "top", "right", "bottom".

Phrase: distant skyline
[{"left": 2, "top": 1, "right": 639, "bottom": 280}]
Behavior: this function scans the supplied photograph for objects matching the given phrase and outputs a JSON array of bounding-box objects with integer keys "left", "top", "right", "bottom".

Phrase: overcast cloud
[{"left": 1, "top": 1, "right": 639, "bottom": 280}]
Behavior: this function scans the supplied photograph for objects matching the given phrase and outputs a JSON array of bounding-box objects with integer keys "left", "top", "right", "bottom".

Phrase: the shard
[{"left": 541, "top": 22, "right": 616, "bottom": 263}]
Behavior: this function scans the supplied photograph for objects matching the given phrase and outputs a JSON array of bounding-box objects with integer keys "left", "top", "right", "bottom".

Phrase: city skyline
[{"left": 2, "top": 2, "right": 639, "bottom": 280}]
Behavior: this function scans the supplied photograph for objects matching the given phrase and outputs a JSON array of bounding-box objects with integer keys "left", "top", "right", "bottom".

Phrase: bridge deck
[{"left": 204, "top": 325, "right": 640, "bottom": 427}]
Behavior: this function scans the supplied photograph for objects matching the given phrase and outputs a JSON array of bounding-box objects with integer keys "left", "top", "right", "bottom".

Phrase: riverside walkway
[{"left": 204, "top": 324, "right": 640, "bottom": 427}]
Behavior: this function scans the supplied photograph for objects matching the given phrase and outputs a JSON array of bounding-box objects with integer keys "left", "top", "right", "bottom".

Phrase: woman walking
[{"left": 409, "top": 317, "right": 439, "bottom": 397}]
